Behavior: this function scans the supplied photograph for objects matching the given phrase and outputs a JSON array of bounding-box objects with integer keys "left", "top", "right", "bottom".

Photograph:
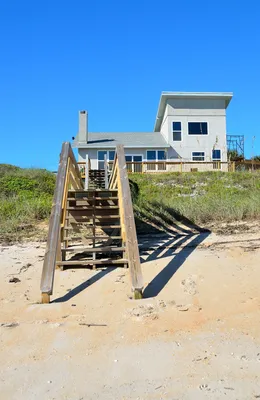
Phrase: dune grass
[
  {"left": 130, "top": 171, "right": 260, "bottom": 232},
  {"left": 0, "top": 165, "right": 55, "bottom": 242},
  {"left": 1, "top": 164, "right": 260, "bottom": 241}
]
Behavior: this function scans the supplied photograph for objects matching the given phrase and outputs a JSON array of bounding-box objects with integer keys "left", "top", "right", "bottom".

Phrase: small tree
[{"left": 227, "top": 150, "right": 240, "bottom": 161}]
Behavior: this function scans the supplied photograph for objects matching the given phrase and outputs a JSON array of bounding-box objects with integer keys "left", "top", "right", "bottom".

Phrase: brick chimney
[{"left": 78, "top": 110, "right": 88, "bottom": 142}]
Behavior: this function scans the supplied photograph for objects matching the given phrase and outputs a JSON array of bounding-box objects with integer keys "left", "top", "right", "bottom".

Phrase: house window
[
  {"left": 109, "top": 150, "right": 115, "bottom": 161},
  {"left": 147, "top": 150, "right": 166, "bottom": 170},
  {"left": 147, "top": 150, "right": 156, "bottom": 161},
  {"left": 172, "top": 122, "right": 182, "bottom": 141},
  {"left": 212, "top": 149, "right": 221, "bottom": 170},
  {"left": 192, "top": 152, "right": 205, "bottom": 161},
  {"left": 188, "top": 122, "right": 208, "bottom": 135},
  {"left": 212, "top": 149, "right": 221, "bottom": 161},
  {"left": 147, "top": 150, "right": 166, "bottom": 160},
  {"left": 125, "top": 155, "right": 143, "bottom": 173},
  {"left": 97, "top": 150, "right": 115, "bottom": 169}
]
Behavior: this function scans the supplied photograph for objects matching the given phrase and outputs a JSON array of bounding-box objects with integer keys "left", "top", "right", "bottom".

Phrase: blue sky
[{"left": 0, "top": 0, "right": 259, "bottom": 170}]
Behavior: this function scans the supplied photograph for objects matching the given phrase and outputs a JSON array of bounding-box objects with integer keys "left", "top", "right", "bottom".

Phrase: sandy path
[{"left": 1, "top": 231, "right": 260, "bottom": 399}]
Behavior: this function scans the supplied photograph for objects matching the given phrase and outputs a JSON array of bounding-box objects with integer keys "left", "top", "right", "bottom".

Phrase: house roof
[
  {"left": 73, "top": 132, "right": 170, "bottom": 148},
  {"left": 154, "top": 91, "right": 233, "bottom": 131}
]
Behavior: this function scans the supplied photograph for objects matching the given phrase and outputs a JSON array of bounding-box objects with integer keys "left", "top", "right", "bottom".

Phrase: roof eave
[
  {"left": 73, "top": 142, "right": 170, "bottom": 149},
  {"left": 154, "top": 92, "right": 233, "bottom": 131}
]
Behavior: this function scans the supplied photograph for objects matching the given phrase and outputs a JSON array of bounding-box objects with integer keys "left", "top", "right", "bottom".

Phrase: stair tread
[
  {"left": 63, "top": 235, "right": 122, "bottom": 240},
  {"left": 67, "top": 215, "right": 120, "bottom": 219},
  {"left": 67, "top": 206, "right": 119, "bottom": 210},
  {"left": 69, "top": 189, "right": 118, "bottom": 193},
  {"left": 67, "top": 197, "right": 118, "bottom": 201},
  {"left": 62, "top": 246, "right": 125, "bottom": 253},
  {"left": 57, "top": 258, "right": 128, "bottom": 266},
  {"left": 64, "top": 224, "right": 121, "bottom": 229}
]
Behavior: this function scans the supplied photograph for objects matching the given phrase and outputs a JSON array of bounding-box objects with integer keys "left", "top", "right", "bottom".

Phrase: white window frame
[
  {"left": 191, "top": 151, "right": 205, "bottom": 162},
  {"left": 172, "top": 121, "right": 182, "bottom": 142},
  {"left": 188, "top": 122, "right": 209, "bottom": 136},
  {"left": 212, "top": 149, "right": 221, "bottom": 161},
  {"left": 212, "top": 149, "right": 222, "bottom": 170},
  {"left": 125, "top": 154, "right": 143, "bottom": 173},
  {"left": 146, "top": 150, "right": 167, "bottom": 161},
  {"left": 97, "top": 150, "right": 115, "bottom": 169},
  {"left": 146, "top": 150, "right": 167, "bottom": 171}
]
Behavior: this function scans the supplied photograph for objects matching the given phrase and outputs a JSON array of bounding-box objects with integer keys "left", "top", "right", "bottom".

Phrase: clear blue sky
[{"left": 0, "top": 0, "right": 259, "bottom": 170}]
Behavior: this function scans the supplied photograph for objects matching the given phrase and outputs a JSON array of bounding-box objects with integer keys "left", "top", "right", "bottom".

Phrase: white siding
[
  {"left": 163, "top": 98, "right": 228, "bottom": 162},
  {"left": 78, "top": 147, "right": 172, "bottom": 169}
]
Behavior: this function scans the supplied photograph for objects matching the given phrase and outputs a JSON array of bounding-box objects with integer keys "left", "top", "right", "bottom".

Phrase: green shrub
[{"left": 0, "top": 165, "right": 55, "bottom": 242}]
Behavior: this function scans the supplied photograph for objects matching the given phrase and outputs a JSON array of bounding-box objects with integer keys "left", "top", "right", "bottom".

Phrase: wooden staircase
[
  {"left": 88, "top": 169, "right": 106, "bottom": 189},
  {"left": 40, "top": 143, "right": 143, "bottom": 303},
  {"left": 60, "top": 188, "right": 127, "bottom": 268}
]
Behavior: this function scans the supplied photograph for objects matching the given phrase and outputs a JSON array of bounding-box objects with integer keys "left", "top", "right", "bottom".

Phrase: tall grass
[
  {"left": 0, "top": 164, "right": 55, "bottom": 242},
  {"left": 130, "top": 171, "right": 260, "bottom": 231},
  {"left": 1, "top": 165, "right": 260, "bottom": 241}
]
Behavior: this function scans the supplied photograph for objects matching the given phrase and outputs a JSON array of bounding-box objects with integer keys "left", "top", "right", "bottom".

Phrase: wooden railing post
[
  {"left": 112, "top": 144, "right": 144, "bottom": 298},
  {"left": 104, "top": 154, "right": 109, "bottom": 189},
  {"left": 84, "top": 154, "right": 89, "bottom": 190}
]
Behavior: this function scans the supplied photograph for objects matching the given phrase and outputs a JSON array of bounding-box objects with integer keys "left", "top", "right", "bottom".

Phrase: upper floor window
[
  {"left": 172, "top": 122, "right": 182, "bottom": 141},
  {"left": 188, "top": 122, "right": 208, "bottom": 135}
]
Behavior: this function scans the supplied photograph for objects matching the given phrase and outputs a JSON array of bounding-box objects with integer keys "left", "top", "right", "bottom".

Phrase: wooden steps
[
  {"left": 63, "top": 235, "right": 122, "bottom": 241},
  {"left": 67, "top": 197, "right": 119, "bottom": 201},
  {"left": 67, "top": 206, "right": 119, "bottom": 210},
  {"left": 68, "top": 189, "right": 118, "bottom": 194},
  {"left": 40, "top": 142, "right": 143, "bottom": 303},
  {"left": 62, "top": 246, "right": 125, "bottom": 253},
  {"left": 64, "top": 225, "right": 121, "bottom": 230},
  {"left": 88, "top": 169, "right": 106, "bottom": 189},
  {"left": 56, "top": 258, "right": 128, "bottom": 266},
  {"left": 61, "top": 187, "right": 124, "bottom": 269}
]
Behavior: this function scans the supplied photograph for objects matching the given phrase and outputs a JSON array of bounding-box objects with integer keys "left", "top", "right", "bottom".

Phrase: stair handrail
[
  {"left": 40, "top": 142, "right": 83, "bottom": 303},
  {"left": 109, "top": 144, "right": 144, "bottom": 298}
]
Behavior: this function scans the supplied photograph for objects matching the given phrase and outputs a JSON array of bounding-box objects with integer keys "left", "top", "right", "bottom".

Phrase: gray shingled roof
[{"left": 73, "top": 132, "right": 170, "bottom": 148}]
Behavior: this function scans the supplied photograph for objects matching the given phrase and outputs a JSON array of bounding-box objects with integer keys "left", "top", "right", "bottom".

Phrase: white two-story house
[{"left": 73, "top": 92, "right": 233, "bottom": 171}]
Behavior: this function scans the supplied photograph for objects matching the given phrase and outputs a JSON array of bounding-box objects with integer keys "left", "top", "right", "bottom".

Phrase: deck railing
[
  {"left": 78, "top": 159, "right": 260, "bottom": 174},
  {"left": 108, "top": 161, "right": 234, "bottom": 173}
]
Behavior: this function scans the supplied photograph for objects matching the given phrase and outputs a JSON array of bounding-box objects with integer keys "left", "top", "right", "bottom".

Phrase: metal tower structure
[{"left": 227, "top": 135, "right": 244, "bottom": 159}]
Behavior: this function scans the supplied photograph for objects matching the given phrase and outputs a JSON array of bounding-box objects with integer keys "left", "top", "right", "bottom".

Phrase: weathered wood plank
[
  {"left": 69, "top": 170, "right": 80, "bottom": 190},
  {"left": 40, "top": 142, "right": 70, "bottom": 297},
  {"left": 56, "top": 258, "right": 128, "bottom": 266},
  {"left": 109, "top": 157, "right": 118, "bottom": 189},
  {"left": 40, "top": 142, "right": 83, "bottom": 301},
  {"left": 112, "top": 144, "right": 144, "bottom": 294},
  {"left": 62, "top": 246, "right": 125, "bottom": 253},
  {"left": 69, "top": 160, "right": 83, "bottom": 188}
]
